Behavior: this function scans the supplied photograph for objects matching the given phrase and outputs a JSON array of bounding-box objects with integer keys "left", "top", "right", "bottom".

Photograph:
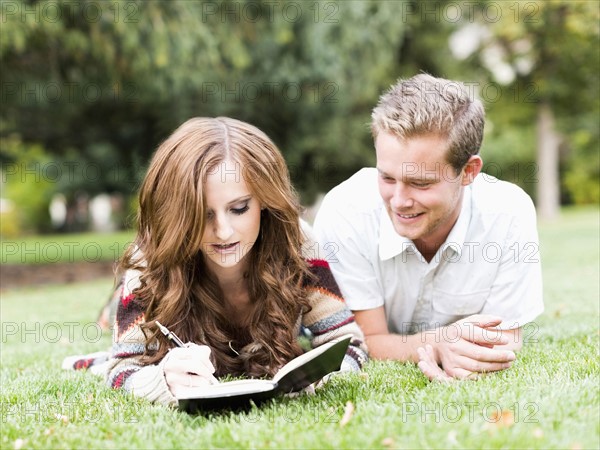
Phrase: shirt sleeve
[
  {"left": 301, "top": 258, "right": 369, "bottom": 371},
  {"left": 105, "top": 270, "right": 177, "bottom": 407},
  {"left": 313, "top": 193, "right": 385, "bottom": 311},
  {"left": 481, "top": 196, "right": 544, "bottom": 330}
]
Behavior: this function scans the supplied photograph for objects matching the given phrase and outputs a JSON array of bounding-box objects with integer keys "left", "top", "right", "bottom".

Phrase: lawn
[{"left": 1, "top": 207, "right": 598, "bottom": 449}]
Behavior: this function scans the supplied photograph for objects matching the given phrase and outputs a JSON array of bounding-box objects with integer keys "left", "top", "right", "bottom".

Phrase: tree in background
[
  {"left": 1, "top": 0, "right": 406, "bottom": 232},
  {"left": 1, "top": 0, "right": 598, "bottom": 233},
  {"left": 444, "top": 0, "right": 598, "bottom": 218}
]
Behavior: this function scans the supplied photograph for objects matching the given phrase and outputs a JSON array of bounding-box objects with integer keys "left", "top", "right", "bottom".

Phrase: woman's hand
[{"left": 162, "top": 343, "right": 218, "bottom": 397}]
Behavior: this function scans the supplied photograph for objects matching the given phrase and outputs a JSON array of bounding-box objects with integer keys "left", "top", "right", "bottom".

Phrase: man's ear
[{"left": 461, "top": 155, "right": 483, "bottom": 186}]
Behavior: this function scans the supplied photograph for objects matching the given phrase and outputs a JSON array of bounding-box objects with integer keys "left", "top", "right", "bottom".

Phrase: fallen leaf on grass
[
  {"left": 381, "top": 437, "right": 395, "bottom": 447},
  {"left": 447, "top": 430, "right": 458, "bottom": 445},
  {"left": 339, "top": 401, "right": 355, "bottom": 427},
  {"left": 484, "top": 410, "right": 515, "bottom": 431},
  {"left": 54, "top": 413, "right": 69, "bottom": 424}
]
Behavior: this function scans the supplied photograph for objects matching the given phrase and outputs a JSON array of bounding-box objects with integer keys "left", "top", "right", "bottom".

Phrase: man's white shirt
[{"left": 313, "top": 168, "right": 543, "bottom": 334}]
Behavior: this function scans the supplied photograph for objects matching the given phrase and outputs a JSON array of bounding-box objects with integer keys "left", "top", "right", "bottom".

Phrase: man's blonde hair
[{"left": 371, "top": 74, "right": 485, "bottom": 172}]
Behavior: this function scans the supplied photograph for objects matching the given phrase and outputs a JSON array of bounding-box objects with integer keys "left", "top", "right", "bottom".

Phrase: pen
[
  {"left": 155, "top": 321, "right": 219, "bottom": 385},
  {"left": 156, "top": 320, "right": 185, "bottom": 347}
]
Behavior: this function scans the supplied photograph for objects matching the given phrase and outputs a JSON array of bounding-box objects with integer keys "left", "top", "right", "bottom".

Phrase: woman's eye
[{"left": 231, "top": 204, "right": 249, "bottom": 215}]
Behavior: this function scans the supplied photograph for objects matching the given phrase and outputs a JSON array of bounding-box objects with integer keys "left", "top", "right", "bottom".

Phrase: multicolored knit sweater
[{"left": 69, "top": 258, "right": 368, "bottom": 407}]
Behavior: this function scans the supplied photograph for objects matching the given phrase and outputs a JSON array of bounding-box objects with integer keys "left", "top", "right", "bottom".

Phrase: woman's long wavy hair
[{"left": 120, "top": 117, "right": 312, "bottom": 378}]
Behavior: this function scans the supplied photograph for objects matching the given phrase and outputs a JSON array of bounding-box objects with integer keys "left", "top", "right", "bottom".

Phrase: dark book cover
[{"left": 177, "top": 334, "right": 352, "bottom": 413}]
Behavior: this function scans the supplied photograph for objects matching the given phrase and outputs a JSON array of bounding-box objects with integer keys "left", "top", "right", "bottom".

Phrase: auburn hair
[{"left": 119, "top": 117, "right": 311, "bottom": 377}]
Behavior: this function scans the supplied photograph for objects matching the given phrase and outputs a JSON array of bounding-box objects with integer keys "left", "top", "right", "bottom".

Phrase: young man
[{"left": 313, "top": 74, "right": 543, "bottom": 380}]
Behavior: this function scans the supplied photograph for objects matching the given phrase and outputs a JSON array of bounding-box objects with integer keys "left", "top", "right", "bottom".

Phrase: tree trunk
[{"left": 536, "top": 102, "right": 560, "bottom": 220}]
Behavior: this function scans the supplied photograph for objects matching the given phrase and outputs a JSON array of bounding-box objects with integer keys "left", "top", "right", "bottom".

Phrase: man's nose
[{"left": 390, "top": 184, "right": 414, "bottom": 210}]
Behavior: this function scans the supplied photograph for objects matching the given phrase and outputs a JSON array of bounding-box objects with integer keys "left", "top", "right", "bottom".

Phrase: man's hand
[
  {"left": 417, "top": 344, "right": 452, "bottom": 381},
  {"left": 418, "top": 314, "right": 517, "bottom": 381}
]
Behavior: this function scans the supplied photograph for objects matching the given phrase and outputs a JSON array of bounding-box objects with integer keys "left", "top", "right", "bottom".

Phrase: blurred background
[{"left": 1, "top": 0, "right": 598, "bottom": 242}]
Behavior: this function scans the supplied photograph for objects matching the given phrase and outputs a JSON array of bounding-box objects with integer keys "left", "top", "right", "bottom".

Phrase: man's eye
[
  {"left": 413, "top": 182, "right": 431, "bottom": 188},
  {"left": 232, "top": 204, "right": 249, "bottom": 215}
]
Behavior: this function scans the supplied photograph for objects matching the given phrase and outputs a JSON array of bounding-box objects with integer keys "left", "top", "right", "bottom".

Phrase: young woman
[{"left": 67, "top": 117, "right": 367, "bottom": 406}]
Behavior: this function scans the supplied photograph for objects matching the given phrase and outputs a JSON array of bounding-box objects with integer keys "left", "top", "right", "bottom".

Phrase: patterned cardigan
[{"left": 89, "top": 258, "right": 368, "bottom": 406}]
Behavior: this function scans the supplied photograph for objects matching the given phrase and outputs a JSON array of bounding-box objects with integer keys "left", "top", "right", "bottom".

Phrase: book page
[{"left": 177, "top": 379, "right": 276, "bottom": 400}]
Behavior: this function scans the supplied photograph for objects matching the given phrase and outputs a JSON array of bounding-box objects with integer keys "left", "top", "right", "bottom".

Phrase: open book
[{"left": 177, "top": 334, "right": 352, "bottom": 412}]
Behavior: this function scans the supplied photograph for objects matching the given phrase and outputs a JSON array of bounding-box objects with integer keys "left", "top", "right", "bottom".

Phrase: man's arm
[
  {"left": 355, "top": 307, "right": 519, "bottom": 379},
  {"left": 354, "top": 307, "right": 424, "bottom": 363}
]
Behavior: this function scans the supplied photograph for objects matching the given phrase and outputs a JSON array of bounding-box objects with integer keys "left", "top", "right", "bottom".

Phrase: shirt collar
[
  {"left": 443, "top": 186, "right": 472, "bottom": 257},
  {"left": 377, "top": 185, "right": 473, "bottom": 261},
  {"left": 378, "top": 207, "right": 413, "bottom": 261}
]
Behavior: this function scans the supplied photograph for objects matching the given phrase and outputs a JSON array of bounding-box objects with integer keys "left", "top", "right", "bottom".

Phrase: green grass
[
  {"left": 1, "top": 231, "right": 135, "bottom": 264},
  {"left": 1, "top": 207, "right": 599, "bottom": 449}
]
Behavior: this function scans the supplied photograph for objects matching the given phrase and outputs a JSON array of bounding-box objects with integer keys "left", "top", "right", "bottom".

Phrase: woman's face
[{"left": 200, "top": 160, "right": 262, "bottom": 278}]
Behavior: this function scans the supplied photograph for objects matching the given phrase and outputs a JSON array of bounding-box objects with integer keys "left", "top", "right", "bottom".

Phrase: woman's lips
[{"left": 211, "top": 242, "right": 239, "bottom": 253}]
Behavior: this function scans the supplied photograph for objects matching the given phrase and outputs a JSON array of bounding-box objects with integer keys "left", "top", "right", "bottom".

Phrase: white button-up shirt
[{"left": 313, "top": 168, "right": 543, "bottom": 334}]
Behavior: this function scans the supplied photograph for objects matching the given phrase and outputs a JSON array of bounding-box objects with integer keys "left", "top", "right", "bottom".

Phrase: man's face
[{"left": 375, "top": 132, "right": 467, "bottom": 252}]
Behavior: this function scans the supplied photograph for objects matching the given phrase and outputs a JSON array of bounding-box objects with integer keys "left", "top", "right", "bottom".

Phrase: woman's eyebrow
[{"left": 226, "top": 195, "right": 252, "bottom": 206}]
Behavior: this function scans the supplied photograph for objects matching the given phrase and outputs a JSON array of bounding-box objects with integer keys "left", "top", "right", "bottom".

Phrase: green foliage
[
  {"left": 1, "top": 207, "right": 598, "bottom": 448},
  {"left": 1, "top": 0, "right": 407, "bottom": 212},
  {"left": 461, "top": 0, "right": 600, "bottom": 205},
  {"left": 396, "top": 0, "right": 599, "bottom": 205},
  {"left": 562, "top": 118, "right": 600, "bottom": 205},
  {"left": 1, "top": 0, "right": 598, "bottom": 237},
  {"left": 478, "top": 86, "right": 538, "bottom": 199},
  {"left": 1, "top": 136, "right": 55, "bottom": 234}
]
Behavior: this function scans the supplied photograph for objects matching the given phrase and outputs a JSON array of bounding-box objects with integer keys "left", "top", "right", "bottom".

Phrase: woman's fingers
[
  {"left": 168, "top": 371, "right": 213, "bottom": 388},
  {"left": 163, "top": 344, "right": 218, "bottom": 394}
]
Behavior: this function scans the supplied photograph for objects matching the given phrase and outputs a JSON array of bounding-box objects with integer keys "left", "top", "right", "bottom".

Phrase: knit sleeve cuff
[
  {"left": 124, "top": 359, "right": 178, "bottom": 407},
  {"left": 341, "top": 355, "right": 360, "bottom": 372},
  {"left": 341, "top": 347, "right": 368, "bottom": 372}
]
